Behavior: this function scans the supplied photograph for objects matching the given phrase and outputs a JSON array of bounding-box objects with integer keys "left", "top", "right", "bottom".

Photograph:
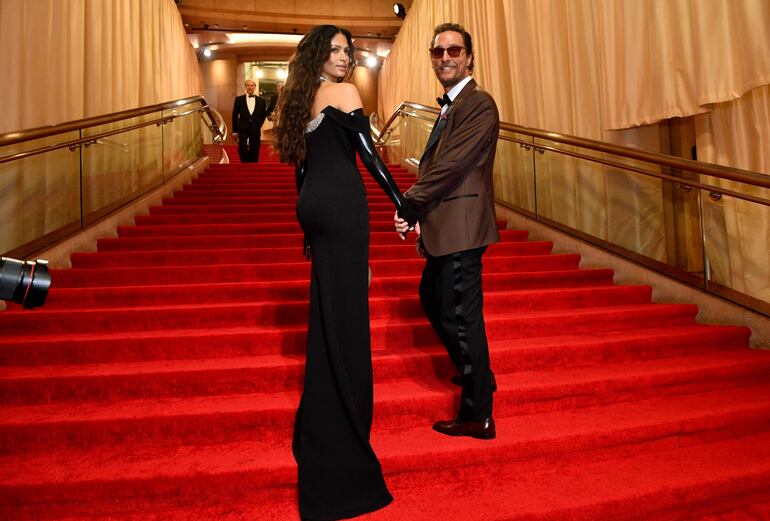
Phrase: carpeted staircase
[{"left": 2, "top": 145, "right": 770, "bottom": 520}]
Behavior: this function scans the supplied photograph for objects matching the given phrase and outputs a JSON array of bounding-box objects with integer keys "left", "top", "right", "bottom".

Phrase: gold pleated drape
[{"left": 379, "top": 0, "right": 770, "bottom": 302}]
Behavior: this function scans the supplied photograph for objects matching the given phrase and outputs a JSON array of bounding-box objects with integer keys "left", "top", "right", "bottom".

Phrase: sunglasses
[{"left": 429, "top": 46, "right": 466, "bottom": 59}]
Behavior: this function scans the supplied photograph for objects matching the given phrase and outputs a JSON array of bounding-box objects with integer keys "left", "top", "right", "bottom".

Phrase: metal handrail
[
  {"left": 496, "top": 135, "right": 770, "bottom": 207},
  {"left": 379, "top": 101, "right": 770, "bottom": 199},
  {"left": 206, "top": 106, "right": 228, "bottom": 143},
  {"left": 0, "top": 95, "right": 221, "bottom": 147},
  {"left": 0, "top": 105, "right": 220, "bottom": 166}
]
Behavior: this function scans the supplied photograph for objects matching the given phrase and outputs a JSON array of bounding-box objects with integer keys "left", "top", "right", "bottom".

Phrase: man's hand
[
  {"left": 232, "top": 132, "right": 239, "bottom": 143},
  {"left": 394, "top": 211, "right": 420, "bottom": 240}
]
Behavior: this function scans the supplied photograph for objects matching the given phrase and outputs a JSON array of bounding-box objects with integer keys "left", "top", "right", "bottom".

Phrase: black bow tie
[
  {"left": 248, "top": 94, "right": 256, "bottom": 98},
  {"left": 436, "top": 94, "right": 452, "bottom": 107}
]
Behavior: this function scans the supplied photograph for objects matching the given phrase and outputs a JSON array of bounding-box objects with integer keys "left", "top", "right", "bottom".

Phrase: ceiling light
[
  {"left": 278, "top": 68, "right": 288, "bottom": 80},
  {"left": 226, "top": 33, "right": 303, "bottom": 45},
  {"left": 202, "top": 48, "right": 212, "bottom": 58},
  {"left": 255, "top": 68, "right": 264, "bottom": 79},
  {"left": 365, "top": 56, "right": 378, "bottom": 68}
]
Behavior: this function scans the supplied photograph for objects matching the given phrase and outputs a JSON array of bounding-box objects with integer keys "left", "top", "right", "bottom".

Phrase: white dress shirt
[{"left": 441, "top": 75, "right": 474, "bottom": 116}]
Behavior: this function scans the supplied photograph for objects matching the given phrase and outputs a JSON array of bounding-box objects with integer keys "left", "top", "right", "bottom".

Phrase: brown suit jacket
[{"left": 405, "top": 78, "right": 500, "bottom": 257}]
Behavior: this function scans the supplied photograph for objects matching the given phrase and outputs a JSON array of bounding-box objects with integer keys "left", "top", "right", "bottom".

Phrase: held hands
[{"left": 394, "top": 211, "right": 420, "bottom": 240}]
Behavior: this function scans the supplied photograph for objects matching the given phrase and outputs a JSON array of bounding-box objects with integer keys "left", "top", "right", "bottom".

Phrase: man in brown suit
[{"left": 395, "top": 23, "right": 500, "bottom": 439}]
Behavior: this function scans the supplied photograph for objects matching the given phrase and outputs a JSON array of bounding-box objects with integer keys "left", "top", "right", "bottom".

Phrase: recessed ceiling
[{"left": 178, "top": 0, "right": 412, "bottom": 61}]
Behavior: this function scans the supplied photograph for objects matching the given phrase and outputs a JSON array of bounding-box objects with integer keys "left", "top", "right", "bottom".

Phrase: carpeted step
[
  {"left": 129, "top": 213, "right": 507, "bottom": 232},
  {"left": 365, "top": 431, "right": 770, "bottom": 521},
  {"left": 42, "top": 271, "right": 618, "bottom": 308},
  {"left": 159, "top": 195, "right": 405, "bottom": 205},
  {"left": 0, "top": 287, "right": 668, "bottom": 335},
  {"left": 134, "top": 210, "right": 411, "bottom": 225},
  {"left": 189, "top": 175, "right": 414, "bottom": 184},
  {"left": 67, "top": 240, "right": 545, "bottom": 269},
  {"left": 116, "top": 219, "right": 428, "bottom": 236},
  {"left": 3, "top": 391, "right": 770, "bottom": 519},
  {"left": 158, "top": 199, "right": 401, "bottom": 211},
  {"left": 93, "top": 229, "right": 528, "bottom": 251},
  {"left": 3, "top": 350, "right": 770, "bottom": 455},
  {"left": 0, "top": 304, "right": 703, "bottom": 366},
  {"left": 0, "top": 325, "right": 749, "bottom": 404},
  {"left": 134, "top": 211, "right": 507, "bottom": 231},
  {"left": 57, "top": 255, "right": 583, "bottom": 286},
  {"left": 45, "top": 262, "right": 630, "bottom": 302},
  {"left": 696, "top": 498, "right": 770, "bottom": 521},
  {"left": 41, "top": 268, "right": 632, "bottom": 308},
  {"left": 0, "top": 320, "right": 746, "bottom": 369},
  {"left": 177, "top": 183, "right": 416, "bottom": 194}
]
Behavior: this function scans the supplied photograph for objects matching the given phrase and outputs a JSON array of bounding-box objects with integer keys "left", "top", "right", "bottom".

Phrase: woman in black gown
[{"left": 273, "top": 25, "right": 416, "bottom": 520}]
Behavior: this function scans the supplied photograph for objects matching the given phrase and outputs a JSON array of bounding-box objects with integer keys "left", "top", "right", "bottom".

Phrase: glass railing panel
[
  {"left": 701, "top": 182, "right": 770, "bottom": 311},
  {"left": 162, "top": 103, "right": 203, "bottom": 178},
  {"left": 375, "top": 109, "right": 436, "bottom": 169},
  {"left": 401, "top": 112, "right": 435, "bottom": 166},
  {"left": 200, "top": 110, "right": 220, "bottom": 146},
  {"left": 0, "top": 132, "right": 82, "bottom": 255},
  {"left": 533, "top": 137, "right": 706, "bottom": 286},
  {"left": 376, "top": 114, "right": 407, "bottom": 165},
  {"left": 533, "top": 140, "right": 613, "bottom": 242},
  {"left": 81, "top": 113, "right": 163, "bottom": 220},
  {"left": 494, "top": 130, "right": 535, "bottom": 214},
  {"left": 200, "top": 116, "right": 218, "bottom": 145}
]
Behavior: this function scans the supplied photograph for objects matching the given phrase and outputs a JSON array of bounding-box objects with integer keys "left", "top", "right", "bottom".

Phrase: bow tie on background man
[
  {"left": 248, "top": 94, "right": 256, "bottom": 98},
  {"left": 436, "top": 93, "right": 452, "bottom": 107}
]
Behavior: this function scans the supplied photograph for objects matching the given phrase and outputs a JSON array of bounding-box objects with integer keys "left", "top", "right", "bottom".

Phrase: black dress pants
[
  {"left": 419, "top": 245, "right": 494, "bottom": 421},
  {"left": 238, "top": 132, "right": 260, "bottom": 163}
]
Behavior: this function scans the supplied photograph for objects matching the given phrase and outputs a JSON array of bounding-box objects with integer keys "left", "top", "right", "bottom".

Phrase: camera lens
[{"left": 0, "top": 257, "right": 52, "bottom": 309}]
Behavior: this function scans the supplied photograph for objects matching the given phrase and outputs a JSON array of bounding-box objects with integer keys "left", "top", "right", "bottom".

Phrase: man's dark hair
[{"left": 432, "top": 23, "right": 474, "bottom": 71}]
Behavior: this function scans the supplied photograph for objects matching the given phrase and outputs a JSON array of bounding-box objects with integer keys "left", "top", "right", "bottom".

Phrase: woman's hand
[{"left": 394, "top": 211, "right": 420, "bottom": 240}]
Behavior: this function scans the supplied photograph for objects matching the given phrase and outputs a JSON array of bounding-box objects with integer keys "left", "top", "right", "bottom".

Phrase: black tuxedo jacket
[{"left": 232, "top": 94, "right": 268, "bottom": 137}]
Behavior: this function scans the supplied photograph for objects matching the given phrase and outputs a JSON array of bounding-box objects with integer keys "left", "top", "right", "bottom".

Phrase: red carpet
[{"left": 2, "top": 144, "right": 770, "bottom": 520}]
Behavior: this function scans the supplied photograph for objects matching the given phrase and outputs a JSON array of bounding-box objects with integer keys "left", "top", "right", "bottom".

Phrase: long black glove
[
  {"left": 349, "top": 109, "right": 417, "bottom": 233},
  {"left": 294, "top": 161, "right": 311, "bottom": 260}
]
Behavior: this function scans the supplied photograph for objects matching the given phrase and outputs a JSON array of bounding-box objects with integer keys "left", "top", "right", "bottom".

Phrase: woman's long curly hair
[{"left": 273, "top": 25, "right": 356, "bottom": 166}]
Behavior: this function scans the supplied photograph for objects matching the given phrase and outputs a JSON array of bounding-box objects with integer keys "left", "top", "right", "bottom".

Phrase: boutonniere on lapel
[{"left": 440, "top": 112, "right": 448, "bottom": 121}]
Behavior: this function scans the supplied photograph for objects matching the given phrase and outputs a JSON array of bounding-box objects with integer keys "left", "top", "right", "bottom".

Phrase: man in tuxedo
[
  {"left": 395, "top": 23, "right": 500, "bottom": 440},
  {"left": 232, "top": 79, "right": 268, "bottom": 163}
]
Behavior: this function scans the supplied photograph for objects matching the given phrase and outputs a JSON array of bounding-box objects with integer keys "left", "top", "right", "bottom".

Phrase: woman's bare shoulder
[{"left": 325, "top": 82, "right": 362, "bottom": 112}]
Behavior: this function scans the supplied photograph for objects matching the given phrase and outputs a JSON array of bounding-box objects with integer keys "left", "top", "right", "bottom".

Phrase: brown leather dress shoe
[
  {"left": 451, "top": 372, "right": 497, "bottom": 391},
  {"left": 432, "top": 417, "right": 496, "bottom": 439}
]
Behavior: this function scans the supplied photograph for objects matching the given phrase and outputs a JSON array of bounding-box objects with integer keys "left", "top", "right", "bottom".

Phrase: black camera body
[{"left": 0, "top": 257, "right": 51, "bottom": 309}]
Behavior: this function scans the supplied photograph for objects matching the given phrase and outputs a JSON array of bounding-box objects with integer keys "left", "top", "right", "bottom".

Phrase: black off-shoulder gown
[{"left": 293, "top": 106, "right": 393, "bottom": 520}]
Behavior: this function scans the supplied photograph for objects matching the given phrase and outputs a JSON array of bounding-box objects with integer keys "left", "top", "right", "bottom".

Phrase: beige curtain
[
  {"left": 380, "top": 0, "right": 770, "bottom": 298},
  {"left": 695, "top": 85, "right": 770, "bottom": 302},
  {"left": 0, "top": 0, "right": 202, "bottom": 132},
  {"left": 598, "top": 0, "right": 770, "bottom": 129},
  {"left": 0, "top": 0, "right": 203, "bottom": 255}
]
